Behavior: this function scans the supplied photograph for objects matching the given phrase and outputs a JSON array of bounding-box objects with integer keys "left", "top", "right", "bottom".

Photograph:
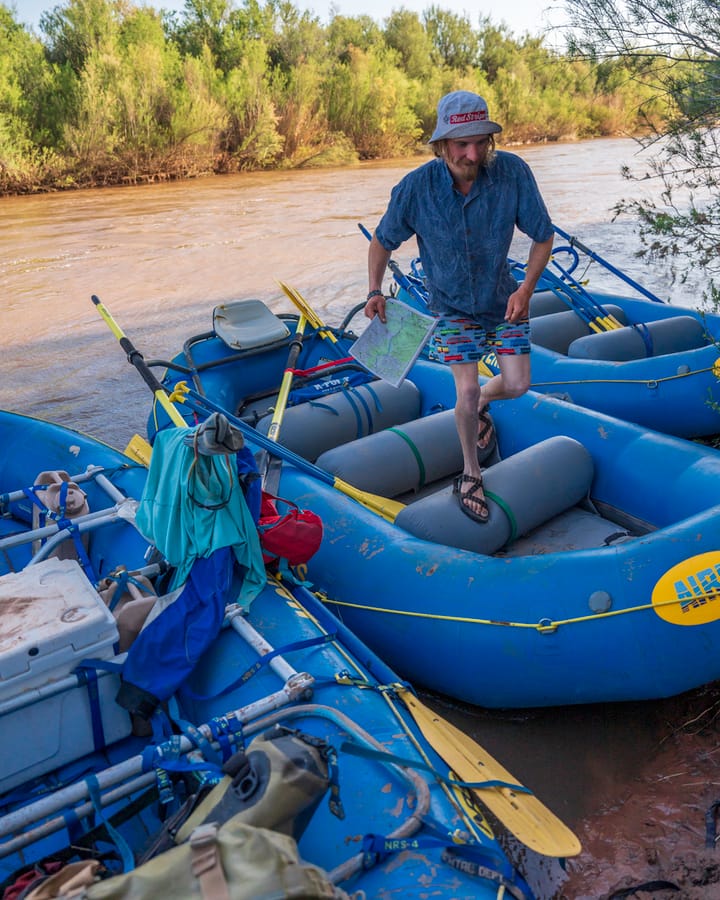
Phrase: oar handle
[{"left": 91, "top": 295, "right": 188, "bottom": 428}]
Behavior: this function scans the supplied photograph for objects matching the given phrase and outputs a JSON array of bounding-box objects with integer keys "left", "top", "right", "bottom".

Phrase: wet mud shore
[{"left": 556, "top": 685, "right": 720, "bottom": 899}]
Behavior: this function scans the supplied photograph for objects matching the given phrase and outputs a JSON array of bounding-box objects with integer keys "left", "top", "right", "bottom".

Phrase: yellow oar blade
[
  {"left": 399, "top": 689, "right": 581, "bottom": 858},
  {"left": 334, "top": 476, "right": 404, "bottom": 521},
  {"left": 125, "top": 434, "right": 152, "bottom": 466},
  {"left": 278, "top": 281, "right": 338, "bottom": 344}
]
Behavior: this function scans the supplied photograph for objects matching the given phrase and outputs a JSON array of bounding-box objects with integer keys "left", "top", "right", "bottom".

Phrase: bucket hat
[{"left": 429, "top": 91, "right": 502, "bottom": 142}]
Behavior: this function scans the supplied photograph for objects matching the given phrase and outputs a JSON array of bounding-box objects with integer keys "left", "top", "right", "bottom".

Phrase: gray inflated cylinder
[
  {"left": 395, "top": 436, "right": 594, "bottom": 555},
  {"left": 530, "top": 305, "right": 627, "bottom": 354},
  {"left": 529, "top": 292, "right": 572, "bottom": 317},
  {"left": 567, "top": 315, "right": 708, "bottom": 361},
  {"left": 256, "top": 379, "right": 421, "bottom": 461},
  {"left": 316, "top": 409, "right": 497, "bottom": 498}
]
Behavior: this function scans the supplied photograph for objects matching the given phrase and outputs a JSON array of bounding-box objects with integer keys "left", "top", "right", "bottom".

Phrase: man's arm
[
  {"left": 366, "top": 234, "right": 392, "bottom": 322},
  {"left": 505, "top": 236, "right": 554, "bottom": 322}
]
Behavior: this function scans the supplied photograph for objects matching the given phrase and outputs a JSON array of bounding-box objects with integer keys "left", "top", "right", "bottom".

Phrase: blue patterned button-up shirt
[{"left": 375, "top": 152, "right": 554, "bottom": 328}]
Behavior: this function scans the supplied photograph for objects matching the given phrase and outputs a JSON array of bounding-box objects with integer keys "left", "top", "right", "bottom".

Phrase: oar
[
  {"left": 293, "top": 584, "right": 581, "bottom": 859},
  {"left": 553, "top": 224, "right": 667, "bottom": 304},
  {"left": 358, "top": 222, "right": 430, "bottom": 312},
  {"left": 524, "top": 262, "right": 620, "bottom": 333},
  {"left": 546, "top": 256, "right": 624, "bottom": 330},
  {"left": 259, "top": 310, "right": 308, "bottom": 484},
  {"left": 91, "top": 295, "right": 187, "bottom": 428},
  {"left": 277, "top": 281, "right": 346, "bottom": 354}
]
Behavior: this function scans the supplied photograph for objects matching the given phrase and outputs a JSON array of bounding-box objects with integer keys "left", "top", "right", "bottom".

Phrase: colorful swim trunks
[{"left": 430, "top": 317, "right": 531, "bottom": 364}]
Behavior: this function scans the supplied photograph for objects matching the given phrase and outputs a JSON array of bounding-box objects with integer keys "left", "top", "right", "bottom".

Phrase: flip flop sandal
[
  {"left": 477, "top": 405, "right": 496, "bottom": 452},
  {"left": 453, "top": 474, "right": 490, "bottom": 523}
]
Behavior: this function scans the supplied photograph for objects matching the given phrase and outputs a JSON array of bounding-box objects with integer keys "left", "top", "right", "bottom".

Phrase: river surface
[{"left": 0, "top": 137, "right": 713, "bottom": 898}]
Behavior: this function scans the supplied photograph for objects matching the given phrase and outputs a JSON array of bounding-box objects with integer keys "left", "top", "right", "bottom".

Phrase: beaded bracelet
[{"left": 366, "top": 289, "right": 384, "bottom": 301}]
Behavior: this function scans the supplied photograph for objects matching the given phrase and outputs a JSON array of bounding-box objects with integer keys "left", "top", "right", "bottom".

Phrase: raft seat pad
[
  {"left": 316, "top": 408, "right": 487, "bottom": 498},
  {"left": 213, "top": 299, "right": 290, "bottom": 351},
  {"left": 530, "top": 305, "right": 628, "bottom": 355},
  {"left": 256, "top": 379, "right": 422, "bottom": 462},
  {"left": 567, "top": 315, "right": 709, "bottom": 361},
  {"left": 395, "top": 435, "right": 595, "bottom": 556}
]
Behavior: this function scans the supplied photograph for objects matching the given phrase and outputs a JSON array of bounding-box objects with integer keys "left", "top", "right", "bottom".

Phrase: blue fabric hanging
[
  {"left": 119, "top": 426, "right": 267, "bottom": 714},
  {"left": 120, "top": 549, "right": 235, "bottom": 703}
]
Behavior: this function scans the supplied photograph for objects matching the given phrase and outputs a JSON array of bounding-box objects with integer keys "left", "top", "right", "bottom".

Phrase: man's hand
[
  {"left": 505, "top": 284, "right": 531, "bottom": 323},
  {"left": 365, "top": 292, "right": 387, "bottom": 323}
]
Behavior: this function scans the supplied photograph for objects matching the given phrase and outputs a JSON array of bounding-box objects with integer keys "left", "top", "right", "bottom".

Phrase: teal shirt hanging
[{"left": 135, "top": 428, "right": 266, "bottom": 607}]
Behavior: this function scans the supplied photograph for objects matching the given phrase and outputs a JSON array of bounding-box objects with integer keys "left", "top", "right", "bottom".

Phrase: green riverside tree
[{"left": 563, "top": 0, "right": 720, "bottom": 304}]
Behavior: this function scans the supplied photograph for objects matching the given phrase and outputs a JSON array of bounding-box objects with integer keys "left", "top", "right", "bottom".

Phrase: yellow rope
[
  {"left": 531, "top": 364, "right": 716, "bottom": 390},
  {"left": 272, "top": 575, "right": 495, "bottom": 842},
  {"left": 318, "top": 590, "right": 705, "bottom": 633}
]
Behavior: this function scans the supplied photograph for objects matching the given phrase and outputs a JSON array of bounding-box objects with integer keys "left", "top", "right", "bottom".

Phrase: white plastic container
[{"left": 0, "top": 558, "right": 132, "bottom": 795}]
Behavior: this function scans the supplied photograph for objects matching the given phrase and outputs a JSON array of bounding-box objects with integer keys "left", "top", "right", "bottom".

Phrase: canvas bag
[
  {"left": 87, "top": 819, "right": 354, "bottom": 900},
  {"left": 25, "top": 823, "right": 353, "bottom": 900}
]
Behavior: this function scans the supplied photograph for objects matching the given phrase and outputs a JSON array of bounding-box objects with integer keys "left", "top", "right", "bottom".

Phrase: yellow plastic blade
[
  {"left": 399, "top": 689, "right": 581, "bottom": 858},
  {"left": 278, "top": 281, "right": 338, "bottom": 344},
  {"left": 124, "top": 434, "right": 152, "bottom": 466},
  {"left": 333, "top": 476, "right": 404, "bottom": 521}
]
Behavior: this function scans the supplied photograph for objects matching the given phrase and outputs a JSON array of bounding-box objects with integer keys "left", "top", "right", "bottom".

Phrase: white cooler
[{"left": 0, "top": 558, "right": 132, "bottom": 795}]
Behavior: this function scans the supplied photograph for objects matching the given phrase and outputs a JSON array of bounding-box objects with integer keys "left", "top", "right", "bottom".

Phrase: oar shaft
[
  {"left": 266, "top": 315, "right": 306, "bottom": 443},
  {"left": 358, "top": 223, "right": 429, "bottom": 310},
  {"left": 553, "top": 225, "right": 666, "bottom": 304}
]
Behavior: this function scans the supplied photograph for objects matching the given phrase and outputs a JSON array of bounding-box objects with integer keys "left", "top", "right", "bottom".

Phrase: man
[{"left": 366, "top": 90, "right": 554, "bottom": 523}]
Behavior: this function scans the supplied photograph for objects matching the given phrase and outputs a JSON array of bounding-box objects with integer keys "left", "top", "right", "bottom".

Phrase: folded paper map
[{"left": 350, "top": 299, "right": 437, "bottom": 387}]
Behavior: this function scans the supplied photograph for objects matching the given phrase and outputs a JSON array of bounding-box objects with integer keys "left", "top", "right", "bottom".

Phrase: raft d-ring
[
  {"left": 537, "top": 617, "right": 557, "bottom": 634},
  {"left": 646, "top": 380, "right": 659, "bottom": 390}
]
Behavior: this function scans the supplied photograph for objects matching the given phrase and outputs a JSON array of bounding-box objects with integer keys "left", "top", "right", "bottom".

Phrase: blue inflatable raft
[
  {"left": 0, "top": 410, "right": 571, "bottom": 897},
  {"left": 392, "top": 225, "right": 720, "bottom": 439},
  {"left": 145, "top": 295, "right": 720, "bottom": 711}
]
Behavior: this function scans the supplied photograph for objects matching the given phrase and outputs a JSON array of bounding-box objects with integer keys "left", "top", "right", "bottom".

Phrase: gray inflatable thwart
[
  {"left": 316, "top": 409, "right": 496, "bottom": 498},
  {"left": 256, "top": 379, "right": 421, "bottom": 462},
  {"left": 395, "top": 435, "right": 595, "bottom": 555},
  {"left": 567, "top": 315, "right": 708, "bottom": 361}
]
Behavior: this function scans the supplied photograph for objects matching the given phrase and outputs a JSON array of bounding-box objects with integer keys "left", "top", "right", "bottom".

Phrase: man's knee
[{"left": 503, "top": 376, "right": 530, "bottom": 399}]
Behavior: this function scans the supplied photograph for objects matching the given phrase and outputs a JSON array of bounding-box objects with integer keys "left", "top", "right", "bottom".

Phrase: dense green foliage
[
  {"left": 563, "top": 0, "right": 720, "bottom": 305},
  {"left": 0, "top": 0, "right": 674, "bottom": 193}
]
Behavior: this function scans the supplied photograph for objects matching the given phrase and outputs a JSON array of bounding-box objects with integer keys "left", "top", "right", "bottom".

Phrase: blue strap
[
  {"left": 50, "top": 517, "right": 98, "bottom": 585},
  {"left": 75, "top": 664, "right": 106, "bottom": 751},
  {"left": 347, "top": 387, "right": 372, "bottom": 435},
  {"left": 62, "top": 807, "right": 83, "bottom": 845},
  {"left": 307, "top": 400, "right": 339, "bottom": 415},
  {"left": 105, "top": 571, "right": 154, "bottom": 611},
  {"left": 339, "top": 740, "right": 532, "bottom": 795},
  {"left": 85, "top": 773, "right": 135, "bottom": 872},
  {"left": 337, "top": 388, "right": 363, "bottom": 438},
  {"left": 181, "top": 632, "right": 338, "bottom": 700},
  {"left": 632, "top": 322, "right": 654, "bottom": 357},
  {"left": 363, "top": 382, "right": 383, "bottom": 415}
]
